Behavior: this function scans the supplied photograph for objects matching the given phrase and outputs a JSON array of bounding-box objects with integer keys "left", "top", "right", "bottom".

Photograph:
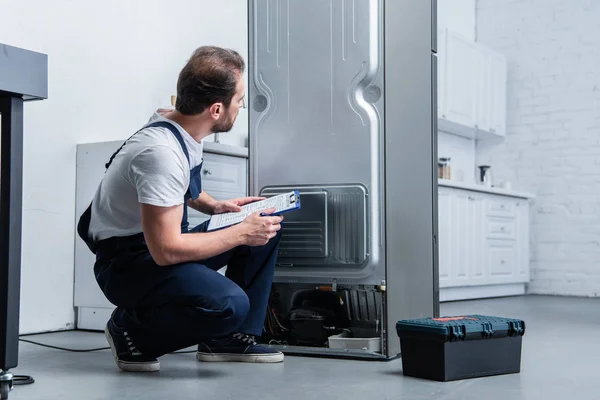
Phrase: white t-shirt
[{"left": 89, "top": 111, "right": 204, "bottom": 241}]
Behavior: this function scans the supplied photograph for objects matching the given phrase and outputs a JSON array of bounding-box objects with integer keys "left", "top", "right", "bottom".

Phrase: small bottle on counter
[{"left": 438, "top": 157, "right": 451, "bottom": 180}]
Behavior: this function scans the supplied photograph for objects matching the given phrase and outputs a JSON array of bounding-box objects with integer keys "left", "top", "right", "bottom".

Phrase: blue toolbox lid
[{"left": 396, "top": 315, "right": 526, "bottom": 342}]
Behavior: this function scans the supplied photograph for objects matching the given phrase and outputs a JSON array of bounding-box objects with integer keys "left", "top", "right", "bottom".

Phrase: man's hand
[
  {"left": 213, "top": 196, "right": 266, "bottom": 214},
  {"left": 233, "top": 207, "right": 283, "bottom": 246}
]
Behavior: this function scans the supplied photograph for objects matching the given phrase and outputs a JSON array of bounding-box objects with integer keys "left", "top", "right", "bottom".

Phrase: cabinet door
[
  {"left": 438, "top": 188, "right": 483, "bottom": 288},
  {"left": 442, "top": 31, "right": 478, "bottom": 128},
  {"left": 437, "top": 189, "right": 453, "bottom": 287},
  {"left": 475, "top": 50, "right": 492, "bottom": 133},
  {"left": 437, "top": 28, "right": 447, "bottom": 119},
  {"left": 450, "top": 191, "right": 470, "bottom": 286},
  {"left": 438, "top": 187, "right": 469, "bottom": 288},
  {"left": 467, "top": 194, "right": 486, "bottom": 284},
  {"left": 515, "top": 200, "right": 530, "bottom": 281},
  {"left": 489, "top": 52, "right": 507, "bottom": 137}
]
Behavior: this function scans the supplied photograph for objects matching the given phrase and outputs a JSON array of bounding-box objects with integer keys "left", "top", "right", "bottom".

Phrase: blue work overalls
[{"left": 77, "top": 121, "right": 281, "bottom": 357}]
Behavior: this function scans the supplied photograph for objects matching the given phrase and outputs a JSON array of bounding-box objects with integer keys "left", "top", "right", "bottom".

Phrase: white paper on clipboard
[{"left": 207, "top": 190, "right": 301, "bottom": 231}]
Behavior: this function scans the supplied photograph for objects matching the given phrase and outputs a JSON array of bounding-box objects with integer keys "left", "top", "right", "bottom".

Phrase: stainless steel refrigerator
[{"left": 248, "top": 0, "right": 439, "bottom": 359}]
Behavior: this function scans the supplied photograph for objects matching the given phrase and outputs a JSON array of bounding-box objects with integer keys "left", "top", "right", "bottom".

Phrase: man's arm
[
  {"left": 130, "top": 145, "right": 280, "bottom": 265},
  {"left": 141, "top": 202, "right": 282, "bottom": 266},
  {"left": 187, "top": 191, "right": 218, "bottom": 215},
  {"left": 188, "top": 193, "right": 267, "bottom": 215}
]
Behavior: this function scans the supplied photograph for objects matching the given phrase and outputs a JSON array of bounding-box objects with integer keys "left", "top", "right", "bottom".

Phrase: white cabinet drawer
[
  {"left": 487, "top": 240, "right": 517, "bottom": 277},
  {"left": 486, "top": 197, "right": 517, "bottom": 218},
  {"left": 486, "top": 218, "right": 516, "bottom": 240},
  {"left": 201, "top": 152, "right": 247, "bottom": 194}
]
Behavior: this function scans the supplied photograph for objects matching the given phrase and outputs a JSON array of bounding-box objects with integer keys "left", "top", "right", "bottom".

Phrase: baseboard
[
  {"left": 440, "top": 283, "right": 526, "bottom": 302},
  {"left": 77, "top": 306, "right": 115, "bottom": 331}
]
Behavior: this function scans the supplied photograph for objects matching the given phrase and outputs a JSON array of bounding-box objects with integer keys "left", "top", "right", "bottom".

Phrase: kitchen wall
[
  {"left": 476, "top": 0, "right": 600, "bottom": 297},
  {"left": 437, "top": 0, "right": 479, "bottom": 184},
  {"left": 438, "top": 0, "right": 476, "bottom": 41},
  {"left": 0, "top": 0, "right": 249, "bottom": 333},
  {"left": 437, "top": 133, "right": 477, "bottom": 183}
]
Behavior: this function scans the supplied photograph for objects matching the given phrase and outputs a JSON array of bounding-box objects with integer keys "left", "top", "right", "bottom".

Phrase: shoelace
[
  {"left": 123, "top": 331, "right": 143, "bottom": 356},
  {"left": 232, "top": 333, "right": 257, "bottom": 345}
]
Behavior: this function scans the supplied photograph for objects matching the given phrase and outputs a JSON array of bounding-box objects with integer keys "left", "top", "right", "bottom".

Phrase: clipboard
[{"left": 207, "top": 190, "right": 301, "bottom": 231}]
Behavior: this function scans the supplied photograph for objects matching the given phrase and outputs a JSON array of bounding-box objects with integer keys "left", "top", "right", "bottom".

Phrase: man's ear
[{"left": 209, "top": 103, "right": 224, "bottom": 120}]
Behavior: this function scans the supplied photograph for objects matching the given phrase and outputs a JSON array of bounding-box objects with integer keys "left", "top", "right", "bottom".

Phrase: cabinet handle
[
  {"left": 442, "top": 114, "right": 447, "bottom": 118},
  {"left": 203, "top": 168, "right": 212, "bottom": 175},
  {"left": 491, "top": 128, "right": 496, "bottom": 133},
  {"left": 500, "top": 205, "right": 505, "bottom": 209},
  {"left": 500, "top": 226, "right": 506, "bottom": 231},
  {"left": 468, "top": 196, "right": 475, "bottom": 201},
  {"left": 501, "top": 260, "right": 506, "bottom": 264}
]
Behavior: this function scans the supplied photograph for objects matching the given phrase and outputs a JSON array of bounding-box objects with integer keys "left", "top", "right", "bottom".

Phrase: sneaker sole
[
  {"left": 104, "top": 325, "right": 160, "bottom": 372},
  {"left": 196, "top": 351, "right": 284, "bottom": 363}
]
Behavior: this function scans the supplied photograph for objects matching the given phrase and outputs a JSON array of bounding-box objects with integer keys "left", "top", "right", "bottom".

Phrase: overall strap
[
  {"left": 154, "top": 121, "right": 191, "bottom": 166},
  {"left": 104, "top": 120, "right": 190, "bottom": 170}
]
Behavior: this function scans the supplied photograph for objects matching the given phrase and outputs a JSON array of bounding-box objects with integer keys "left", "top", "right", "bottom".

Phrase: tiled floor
[{"left": 4, "top": 295, "right": 598, "bottom": 400}]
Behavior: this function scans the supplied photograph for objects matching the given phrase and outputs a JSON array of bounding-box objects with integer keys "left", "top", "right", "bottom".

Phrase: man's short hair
[{"left": 176, "top": 46, "right": 245, "bottom": 115}]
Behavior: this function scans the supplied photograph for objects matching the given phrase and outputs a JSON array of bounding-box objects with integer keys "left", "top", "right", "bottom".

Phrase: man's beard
[{"left": 211, "top": 110, "right": 235, "bottom": 133}]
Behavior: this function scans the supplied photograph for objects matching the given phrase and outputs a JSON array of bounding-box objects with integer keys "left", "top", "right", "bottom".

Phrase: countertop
[
  {"left": 203, "top": 141, "right": 248, "bottom": 158},
  {"left": 438, "top": 179, "right": 535, "bottom": 199}
]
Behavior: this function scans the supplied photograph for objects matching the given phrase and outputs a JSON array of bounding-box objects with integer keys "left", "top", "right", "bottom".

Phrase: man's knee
[
  {"left": 184, "top": 284, "right": 249, "bottom": 336},
  {"left": 221, "top": 286, "right": 250, "bottom": 327}
]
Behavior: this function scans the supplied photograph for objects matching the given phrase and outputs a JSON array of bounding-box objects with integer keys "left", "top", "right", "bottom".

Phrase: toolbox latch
[
  {"left": 448, "top": 325, "right": 466, "bottom": 342},
  {"left": 508, "top": 320, "right": 525, "bottom": 337},
  {"left": 481, "top": 322, "right": 494, "bottom": 338}
]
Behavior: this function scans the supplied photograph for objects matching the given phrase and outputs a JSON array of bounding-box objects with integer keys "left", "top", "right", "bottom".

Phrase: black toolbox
[{"left": 396, "top": 315, "right": 526, "bottom": 382}]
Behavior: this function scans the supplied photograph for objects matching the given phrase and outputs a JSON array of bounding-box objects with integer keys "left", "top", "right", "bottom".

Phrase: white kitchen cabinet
[
  {"left": 439, "top": 189, "right": 483, "bottom": 288},
  {"left": 439, "top": 30, "right": 478, "bottom": 130},
  {"left": 476, "top": 48, "right": 507, "bottom": 137},
  {"left": 489, "top": 51, "right": 507, "bottom": 137},
  {"left": 437, "top": 189, "right": 452, "bottom": 284},
  {"left": 438, "top": 184, "right": 531, "bottom": 301},
  {"left": 437, "top": 28, "right": 507, "bottom": 140},
  {"left": 475, "top": 49, "right": 493, "bottom": 133}
]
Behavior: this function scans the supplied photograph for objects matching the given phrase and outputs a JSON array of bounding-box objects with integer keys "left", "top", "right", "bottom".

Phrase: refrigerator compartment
[{"left": 261, "top": 185, "right": 368, "bottom": 268}]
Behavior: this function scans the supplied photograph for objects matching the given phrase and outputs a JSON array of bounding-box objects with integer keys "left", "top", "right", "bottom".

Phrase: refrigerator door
[{"left": 248, "top": 0, "right": 385, "bottom": 284}]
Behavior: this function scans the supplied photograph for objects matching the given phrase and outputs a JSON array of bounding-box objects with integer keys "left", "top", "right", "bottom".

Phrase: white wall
[
  {"left": 0, "top": 0, "right": 249, "bottom": 333},
  {"left": 476, "top": 0, "right": 600, "bottom": 297},
  {"left": 438, "top": 132, "right": 477, "bottom": 183},
  {"left": 438, "top": 0, "right": 476, "bottom": 41}
]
